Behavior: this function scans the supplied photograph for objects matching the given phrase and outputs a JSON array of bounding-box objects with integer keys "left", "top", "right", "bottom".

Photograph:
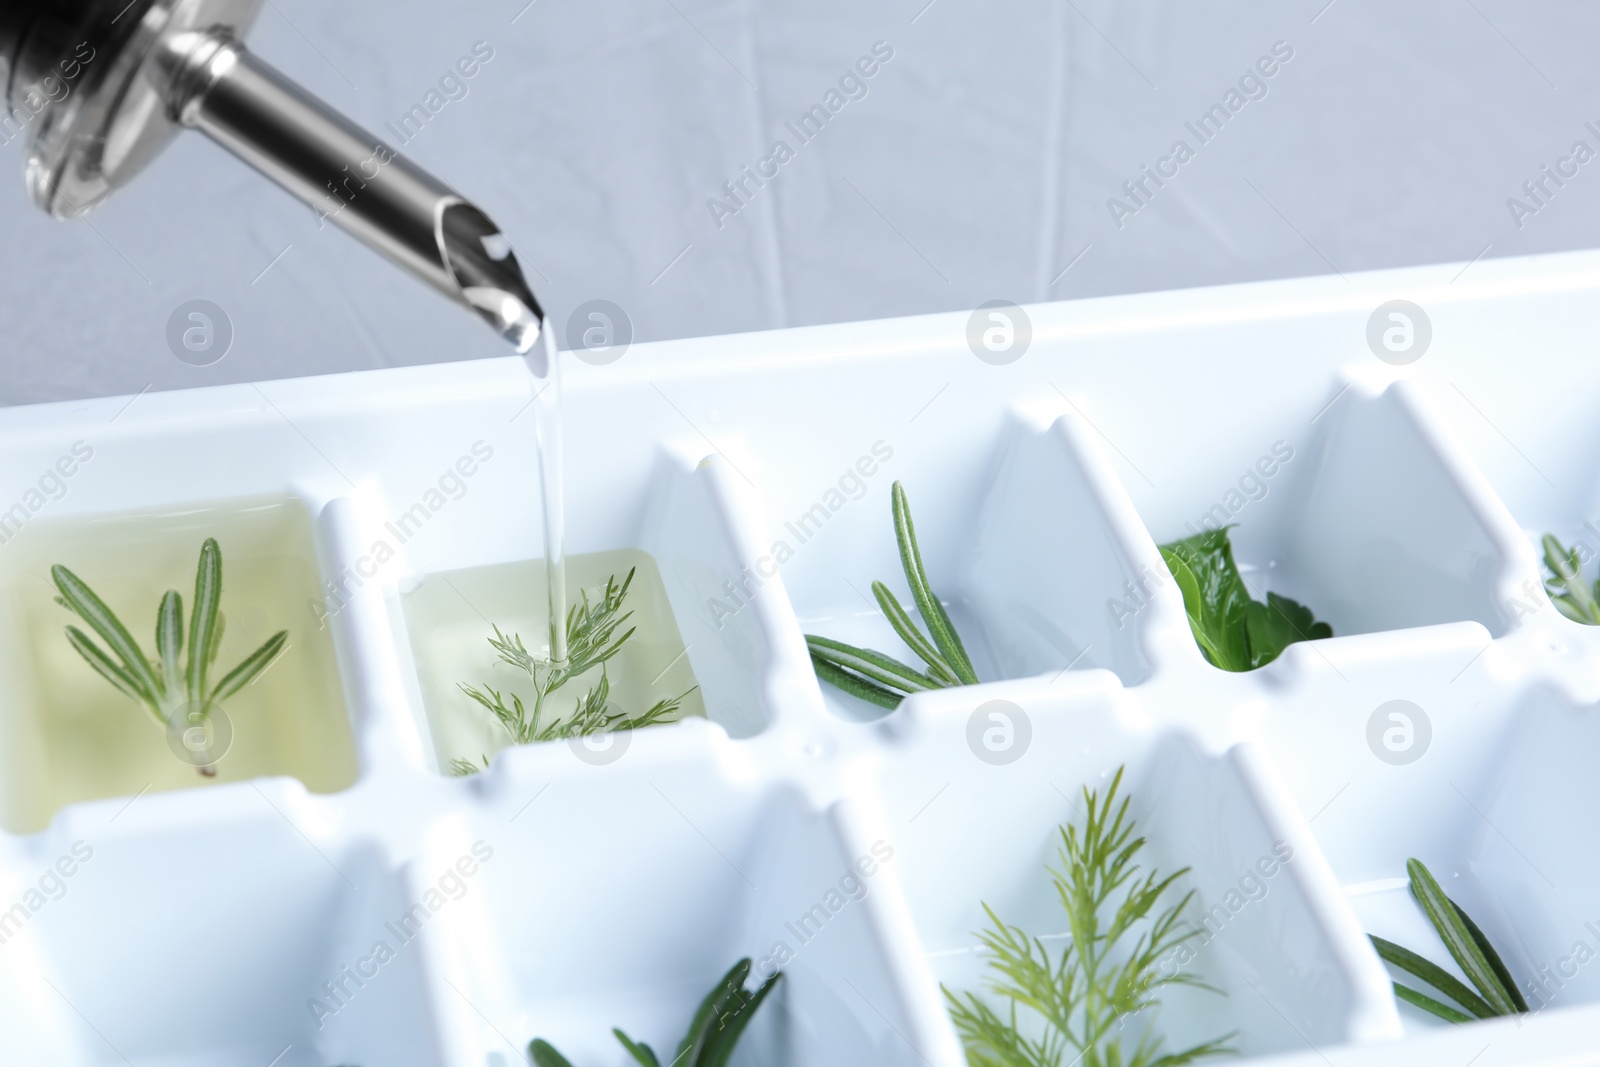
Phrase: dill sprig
[
  {"left": 452, "top": 567, "right": 694, "bottom": 774},
  {"left": 529, "top": 958, "right": 780, "bottom": 1067},
  {"left": 1368, "top": 858, "right": 1527, "bottom": 1024},
  {"left": 806, "top": 481, "right": 979, "bottom": 710},
  {"left": 52, "top": 538, "right": 288, "bottom": 777},
  {"left": 1541, "top": 533, "right": 1600, "bottom": 625},
  {"left": 945, "top": 767, "right": 1234, "bottom": 1067}
]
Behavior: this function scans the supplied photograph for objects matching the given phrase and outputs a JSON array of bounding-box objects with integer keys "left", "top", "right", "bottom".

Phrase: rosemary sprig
[
  {"left": 529, "top": 958, "right": 780, "bottom": 1067},
  {"left": 806, "top": 481, "right": 979, "bottom": 710},
  {"left": 944, "top": 767, "right": 1235, "bottom": 1067},
  {"left": 452, "top": 567, "right": 695, "bottom": 774},
  {"left": 1160, "top": 526, "right": 1332, "bottom": 671},
  {"left": 1541, "top": 534, "right": 1600, "bottom": 624},
  {"left": 1367, "top": 858, "right": 1528, "bottom": 1023},
  {"left": 52, "top": 538, "right": 288, "bottom": 776}
]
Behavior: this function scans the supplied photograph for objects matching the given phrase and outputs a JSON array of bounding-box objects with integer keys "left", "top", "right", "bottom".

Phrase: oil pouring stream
[{"left": 530, "top": 325, "right": 569, "bottom": 667}]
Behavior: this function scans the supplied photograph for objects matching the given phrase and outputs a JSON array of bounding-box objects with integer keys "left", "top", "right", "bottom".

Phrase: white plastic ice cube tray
[{"left": 3, "top": 247, "right": 1600, "bottom": 1067}]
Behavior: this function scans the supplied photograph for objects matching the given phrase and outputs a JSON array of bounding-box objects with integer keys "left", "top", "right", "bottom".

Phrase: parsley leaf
[{"left": 1159, "top": 527, "right": 1331, "bottom": 671}]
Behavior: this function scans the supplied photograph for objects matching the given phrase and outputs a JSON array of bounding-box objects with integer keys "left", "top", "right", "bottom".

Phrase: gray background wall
[{"left": 1, "top": 0, "right": 1593, "bottom": 405}]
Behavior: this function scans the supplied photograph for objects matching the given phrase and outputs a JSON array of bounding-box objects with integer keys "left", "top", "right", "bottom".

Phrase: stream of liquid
[{"left": 529, "top": 323, "right": 569, "bottom": 666}]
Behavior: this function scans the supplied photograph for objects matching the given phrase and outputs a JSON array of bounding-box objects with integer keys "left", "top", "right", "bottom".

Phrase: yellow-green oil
[
  {"left": 401, "top": 548, "right": 703, "bottom": 773},
  {"left": 0, "top": 496, "right": 358, "bottom": 832}
]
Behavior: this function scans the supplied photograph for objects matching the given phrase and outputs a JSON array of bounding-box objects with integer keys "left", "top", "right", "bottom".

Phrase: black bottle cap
[{"left": 1, "top": 0, "right": 155, "bottom": 108}]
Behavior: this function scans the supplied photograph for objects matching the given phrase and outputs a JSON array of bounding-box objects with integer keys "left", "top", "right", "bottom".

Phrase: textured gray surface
[{"left": 0, "top": 0, "right": 1594, "bottom": 405}]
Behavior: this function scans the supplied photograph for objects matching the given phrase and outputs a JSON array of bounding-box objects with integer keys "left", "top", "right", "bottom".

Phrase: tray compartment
[
  {"left": 1399, "top": 291, "right": 1600, "bottom": 561},
  {"left": 426, "top": 753, "right": 951, "bottom": 1066},
  {"left": 387, "top": 444, "right": 820, "bottom": 775},
  {"left": 1403, "top": 365, "right": 1600, "bottom": 686},
  {"left": 1262, "top": 668, "right": 1600, "bottom": 1033},
  {"left": 0, "top": 495, "right": 357, "bottom": 833},
  {"left": 962, "top": 404, "right": 1202, "bottom": 687},
  {"left": 637, "top": 449, "right": 823, "bottom": 738},
  {"left": 788, "top": 403, "right": 1186, "bottom": 722},
  {"left": 0, "top": 807, "right": 446, "bottom": 1065},
  {"left": 867, "top": 676, "right": 1400, "bottom": 1059},
  {"left": 397, "top": 547, "right": 705, "bottom": 774},
  {"left": 1283, "top": 378, "right": 1537, "bottom": 641},
  {"left": 1110, "top": 373, "right": 1540, "bottom": 671}
]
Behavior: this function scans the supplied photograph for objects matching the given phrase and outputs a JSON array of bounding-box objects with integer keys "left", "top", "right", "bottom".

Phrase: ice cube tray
[{"left": 2, "top": 247, "right": 1599, "bottom": 1066}]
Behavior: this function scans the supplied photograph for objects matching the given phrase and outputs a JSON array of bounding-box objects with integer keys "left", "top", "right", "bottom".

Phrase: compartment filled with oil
[
  {"left": 0, "top": 496, "right": 358, "bottom": 832},
  {"left": 401, "top": 549, "right": 703, "bottom": 774}
]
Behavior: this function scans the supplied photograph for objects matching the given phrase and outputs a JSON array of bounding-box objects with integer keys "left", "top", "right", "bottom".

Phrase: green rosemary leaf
[
  {"left": 187, "top": 538, "right": 222, "bottom": 705},
  {"left": 208, "top": 611, "right": 226, "bottom": 667},
  {"left": 1542, "top": 534, "right": 1600, "bottom": 625},
  {"left": 613, "top": 566, "right": 636, "bottom": 603},
  {"left": 892, "top": 482, "right": 979, "bottom": 684},
  {"left": 1406, "top": 859, "right": 1517, "bottom": 1016},
  {"left": 804, "top": 483, "right": 983, "bottom": 707},
  {"left": 611, "top": 1029, "right": 661, "bottom": 1067},
  {"left": 872, "top": 580, "right": 961, "bottom": 685},
  {"left": 681, "top": 959, "right": 751, "bottom": 1065},
  {"left": 1550, "top": 595, "right": 1596, "bottom": 625},
  {"left": 156, "top": 590, "right": 183, "bottom": 699},
  {"left": 1451, "top": 898, "right": 1529, "bottom": 1012},
  {"left": 570, "top": 962, "right": 781, "bottom": 1067},
  {"left": 209, "top": 630, "right": 288, "bottom": 703},
  {"left": 806, "top": 634, "right": 940, "bottom": 693},
  {"left": 675, "top": 959, "right": 755, "bottom": 1067},
  {"left": 808, "top": 650, "right": 907, "bottom": 709},
  {"left": 56, "top": 538, "right": 286, "bottom": 755},
  {"left": 52, "top": 564, "right": 162, "bottom": 699},
  {"left": 65, "top": 626, "right": 159, "bottom": 718},
  {"left": 1369, "top": 935, "right": 1494, "bottom": 1019},
  {"left": 527, "top": 1038, "right": 577, "bottom": 1067},
  {"left": 699, "top": 969, "right": 781, "bottom": 1067},
  {"left": 1392, "top": 982, "right": 1475, "bottom": 1024}
]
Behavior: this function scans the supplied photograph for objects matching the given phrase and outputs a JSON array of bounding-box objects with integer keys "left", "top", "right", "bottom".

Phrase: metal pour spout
[
  {"left": 1, "top": 0, "right": 545, "bottom": 360},
  {"left": 154, "top": 29, "right": 544, "bottom": 356}
]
